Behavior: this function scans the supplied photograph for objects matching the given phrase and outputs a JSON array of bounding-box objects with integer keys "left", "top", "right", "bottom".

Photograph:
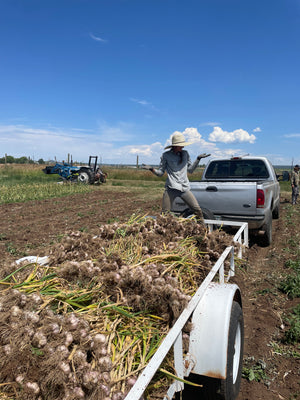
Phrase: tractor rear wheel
[{"left": 78, "top": 169, "right": 95, "bottom": 184}]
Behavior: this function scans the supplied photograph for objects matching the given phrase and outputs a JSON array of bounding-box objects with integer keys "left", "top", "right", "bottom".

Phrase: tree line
[{"left": 0, "top": 155, "right": 45, "bottom": 164}]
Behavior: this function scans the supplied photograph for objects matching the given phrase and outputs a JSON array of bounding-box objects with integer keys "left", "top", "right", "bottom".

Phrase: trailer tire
[
  {"left": 219, "top": 301, "right": 244, "bottom": 400},
  {"left": 78, "top": 169, "right": 95, "bottom": 184},
  {"left": 179, "top": 301, "right": 244, "bottom": 400}
]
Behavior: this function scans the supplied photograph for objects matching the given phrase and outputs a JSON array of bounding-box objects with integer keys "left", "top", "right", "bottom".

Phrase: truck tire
[
  {"left": 78, "top": 168, "right": 95, "bottom": 184},
  {"left": 179, "top": 301, "right": 244, "bottom": 400},
  {"left": 272, "top": 203, "right": 280, "bottom": 219},
  {"left": 261, "top": 214, "right": 272, "bottom": 246}
]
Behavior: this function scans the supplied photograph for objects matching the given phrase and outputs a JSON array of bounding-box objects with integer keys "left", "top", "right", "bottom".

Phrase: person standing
[
  {"left": 291, "top": 164, "right": 300, "bottom": 205},
  {"left": 143, "top": 132, "right": 210, "bottom": 222}
]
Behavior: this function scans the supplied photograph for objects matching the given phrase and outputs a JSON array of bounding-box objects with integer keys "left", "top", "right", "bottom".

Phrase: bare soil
[{"left": 0, "top": 189, "right": 299, "bottom": 399}]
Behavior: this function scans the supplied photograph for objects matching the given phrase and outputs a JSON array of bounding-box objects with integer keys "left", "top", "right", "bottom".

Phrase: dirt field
[{"left": 0, "top": 188, "right": 299, "bottom": 399}]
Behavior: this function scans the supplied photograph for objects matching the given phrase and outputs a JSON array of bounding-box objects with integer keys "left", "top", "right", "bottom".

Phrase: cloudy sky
[{"left": 1, "top": 0, "right": 300, "bottom": 165}]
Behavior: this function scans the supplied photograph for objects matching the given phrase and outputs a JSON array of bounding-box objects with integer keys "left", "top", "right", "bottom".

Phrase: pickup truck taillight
[{"left": 257, "top": 189, "right": 265, "bottom": 208}]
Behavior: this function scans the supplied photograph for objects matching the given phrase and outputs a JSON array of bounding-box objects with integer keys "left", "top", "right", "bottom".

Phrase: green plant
[
  {"left": 116, "top": 228, "right": 127, "bottom": 237},
  {"left": 106, "top": 218, "right": 119, "bottom": 224},
  {"left": 288, "top": 238, "right": 299, "bottom": 247},
  {"left": 31, "top": 347, "right": 44, "bottom": 356},
  {"left": 289, "top": 392, "right": 300, "bottom": 400},
  {"left": 6, "top": 242, "right": 18, "bottom": 255},
  {"left": 285, "top": 259, "right": 300, "bottom": 272},
  {"left": 279, "top": 274, "right": 300, "bottom": 299},
  {"left": 283, "top": 304, "right": 300, "bottom": 344},
  {"left": 268, "top": 341, "right": 300, "bottom": 358},
  {"left": 284, "top": 316, "right": 300, "bottom": 344},
  {"left": 256, "top": 287, "right": 277, "bottom": 296},
  {"left": 242, "top": 357, "right": 269, "bottom": 382}
]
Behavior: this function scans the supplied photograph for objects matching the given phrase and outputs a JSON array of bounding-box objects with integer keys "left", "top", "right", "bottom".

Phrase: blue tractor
[{"left": 43, "top": 156, "right": 107, "bottom": 184}]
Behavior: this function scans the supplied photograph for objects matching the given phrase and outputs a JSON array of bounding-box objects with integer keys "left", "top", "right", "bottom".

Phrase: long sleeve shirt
[
  {"left": 291, "top": 170, "right": 299, "bottom": 186},
  {"left": 152, "top": 149, "right": 200, "bottom": 192}
]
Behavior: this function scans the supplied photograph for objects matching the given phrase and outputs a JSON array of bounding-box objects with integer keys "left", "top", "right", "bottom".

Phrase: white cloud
[
  {"left": 0, "top": 124, "right": 114, "bottom": 162},
  {"left": 284, "top": 133, "right": 300, "bottom": 138},
  {"left": 89, "top": 32, "right": 107, "bottom": 43},
  {"left": 0, "top": 123, "right": 260, "bottom": 165},
  {"left": 182, "top": 127, "right": 202, "bottom": 143},
  {"left": 162, "top": 127, "right": 221, "bottom": 161},
  {"left": 164, "top": 127, "right": 202, "bottom": 148},
  {"left": 208, "top": 127, "right": 256, "bottom": 144},
  {"left": 130, "top": 98, "right": 151, "bottom": 106},
  {"left": 130, "top": 98, "right": 158, "bottom": 112},
  {"left": 0, "top": 123, "right": 163, "bottom": 164},
  {"left": 127, "top": 142, "right": 163, "bottom": 157},
  {"left": 200, "top": 122, "right": 221, "bottom": 127},
  {"left": 253, "top": 127, "right": 261, "bottom": 132}
]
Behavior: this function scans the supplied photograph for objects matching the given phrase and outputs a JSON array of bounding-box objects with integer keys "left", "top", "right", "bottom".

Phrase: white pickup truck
[{"left": 172, "top": 156, "right": 280, "bottom": 246}]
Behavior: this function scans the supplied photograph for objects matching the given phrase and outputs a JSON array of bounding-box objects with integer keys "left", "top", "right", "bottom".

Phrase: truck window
[
  {"left": 205, "top": 161, "right": 230, "bottom": 178},
  {"left": 205, "top": 160, "right": 269, "bottom": 179}
]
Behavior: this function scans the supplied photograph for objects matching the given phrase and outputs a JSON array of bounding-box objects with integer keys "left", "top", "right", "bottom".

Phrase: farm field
[{"left": 0, "top": 165, "right": 299, "bottom": 399}]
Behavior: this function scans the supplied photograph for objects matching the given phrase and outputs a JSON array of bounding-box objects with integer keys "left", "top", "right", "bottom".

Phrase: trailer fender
[{"left": 188, "top": 282, "right": 242, "bottom": 379}]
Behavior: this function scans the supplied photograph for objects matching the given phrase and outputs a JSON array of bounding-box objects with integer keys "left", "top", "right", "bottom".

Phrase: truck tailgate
[
  {"left": 193, "top": 181, "right": 257, "bottom": 215},
  {"left": 184, "top": 181, "right": 257, "bottom": 216}
]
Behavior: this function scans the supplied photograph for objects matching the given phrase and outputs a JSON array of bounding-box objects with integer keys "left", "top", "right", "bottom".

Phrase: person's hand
[
  {"left": 197, "top": 153, "right": 211, "bottom": 160},
  {"left": 141, "top": 164, "right": 153, "bottom": 171}
]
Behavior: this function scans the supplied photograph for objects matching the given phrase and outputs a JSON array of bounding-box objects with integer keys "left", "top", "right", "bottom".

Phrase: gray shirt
[{"left": 153, "top": 149, "right": 200, "bottom": 192}]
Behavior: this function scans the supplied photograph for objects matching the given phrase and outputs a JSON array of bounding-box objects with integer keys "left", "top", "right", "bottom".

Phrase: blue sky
[{"left": 0, "top": 0, "right": 300, "bottom": 165}]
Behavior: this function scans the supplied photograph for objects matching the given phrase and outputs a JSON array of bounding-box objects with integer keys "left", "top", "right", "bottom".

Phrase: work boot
[{"left": 195, "top": 209, "right": 205, "bottom": 225}]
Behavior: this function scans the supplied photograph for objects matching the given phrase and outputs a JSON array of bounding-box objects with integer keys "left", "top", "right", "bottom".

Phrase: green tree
[
  {"left": 16, "top": 156, "right": 29, "bottom": 164},
  {"left": 5, "top": 156, "right": 15, "bottom": 163}
]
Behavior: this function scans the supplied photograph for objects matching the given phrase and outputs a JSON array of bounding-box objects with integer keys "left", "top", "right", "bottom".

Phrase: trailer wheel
[
  {"left": 219, "top": 301, "right": 244, "bottom": 400},
  {"left": 78, "top": 169, "right": 95, "bottom": 184},
  {"left": 179, "top": 301, "right": 244, "bottom": 400}
]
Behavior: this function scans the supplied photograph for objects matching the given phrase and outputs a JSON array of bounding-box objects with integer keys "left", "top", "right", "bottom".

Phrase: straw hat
[{"left": 164, "top": 132, "right": 192, "bottom": 149}]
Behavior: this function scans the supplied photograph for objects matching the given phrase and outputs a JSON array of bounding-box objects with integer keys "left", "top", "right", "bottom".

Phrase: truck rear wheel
[
  {"left": 272, "top": 203, "right": 280, "bottom": 219},
  {"left": 261, "top": 214, "right": 272, "bottom": 246},
  {"left": 179, "top": 301, "right": 244, "bottom": 400}
]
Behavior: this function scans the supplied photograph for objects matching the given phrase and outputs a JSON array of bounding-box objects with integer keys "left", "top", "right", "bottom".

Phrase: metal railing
[{"left": 125, "top": 220, "right": 248, "bottom": 400}]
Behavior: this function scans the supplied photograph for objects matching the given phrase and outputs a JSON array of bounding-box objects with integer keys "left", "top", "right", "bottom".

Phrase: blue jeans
[{"left": 292, "top": 185, "right": 299, "bottom": 204}]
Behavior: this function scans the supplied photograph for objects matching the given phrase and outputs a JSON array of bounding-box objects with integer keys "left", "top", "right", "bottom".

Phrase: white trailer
[
  {"left": 124, "top": 220, "right": 248, "bottom": 400},
  {"left": 16, "top": 220, "right": 248, "bottom": 400}
]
